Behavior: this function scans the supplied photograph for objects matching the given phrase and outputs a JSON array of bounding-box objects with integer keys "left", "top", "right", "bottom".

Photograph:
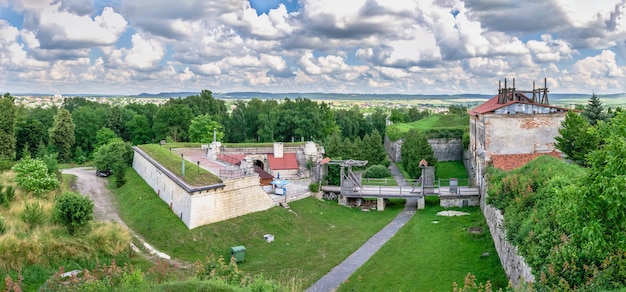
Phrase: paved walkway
[{"left": 307, "top": 160, "right": 417, "bottom": 292}]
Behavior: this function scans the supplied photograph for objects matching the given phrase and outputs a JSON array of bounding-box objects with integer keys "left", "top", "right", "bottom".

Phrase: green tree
[
  {"left": 369, "top": 108, "right": 387, "bottom": 141},
  {"left": 48, "top": 108, "right": 75, "bottom": 162},
  {"left": 555, "top": 111, "right": 599, "bottom": 166},
  {"left": 92, "top": 140, "right": 133, "bottom": 187},
  {"left": 72, "top": 105, "right": 108, "bottom": 157},
  {"left": 189, "top": 114, "right": 224, "bottom": 143},
  {"left": 125, "top": 114, "right": 153, "bottom": 145},
  {"left": 54, "top": 191, "right": 94, "bottom": 235},
  {"left": 152, "top": 104, "right": 193, "bottom": 142},
  {"left": 12, "top": 156, "right": 59, "bottom": 195},
  {"left": 447, "top": 105, "right": 468, "bottom": 115},
  {"left": 362, "top": 129, "right": 387, "bottom": 166},
  {"left": 0, "top": 93, "right": 17, "bottom": 160},
  {"left": 582, "top": 93, "right": 607, "bottom": 126},
  {"left": 15, "top": 116, "right": 46, "bottom": 160},
  {"left": 95, "top": 127, "right": 120, "bottom": 148},
  {"left": 401, "top": 129, "right": 437, "bottom": 179}
]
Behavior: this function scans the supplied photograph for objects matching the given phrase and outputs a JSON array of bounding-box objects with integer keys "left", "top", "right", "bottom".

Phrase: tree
[
  {"left": 12, "top": 156, "right": 59, "bottom": 196},
  {"left": 15, "top": 116, "right": 46, "bottom": 160},
  {"left": 582, "top": 93, "right": 607, "bottom": 126},
  {"left": 92, "top": 140, "right": 133, "bottom": 187},
  {"left": 125, "top": 114, "right": 153, "bottom": 145},
  {"left": 95, "top": 127, "right": 120, "bottom": 148},
  {"left": 555, "top": 111, "right": 599, "bottom": 166},
  {"left": 54, "top": 191, "right": 94, "bottom": 235},
  {"left": 72, "top": 105, "right": 108, "bottom": 157},
  {"left": 48, "top": 108, "right": 75, "bottom": 162},
  {"left": 189, "top": 114, "right": 224, "bottom": 143},
  {"left": 362, "top": 129, "right": 387, "bottom": 166},
  {"left": 401, "top": 129, "right": 437, "bottom": 179},
  {"left": 152, "top": 104, "right": 193, "bottom": 142},
  {"left": 369, "top": 108, "right": 387, "bottom": 141},
  {"left": 0, "top": 93, "right": 17, "bottom": 160}
]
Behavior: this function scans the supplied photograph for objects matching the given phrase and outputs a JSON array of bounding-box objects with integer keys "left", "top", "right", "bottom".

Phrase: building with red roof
[{"left": 468, "top": 79, "right": 569, "bottom": 196}]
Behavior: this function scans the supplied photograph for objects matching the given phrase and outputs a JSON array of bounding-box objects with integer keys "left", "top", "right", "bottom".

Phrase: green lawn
[
  {"left": 362, "top": 177, "right": 399, "bottom": 186},
  {"left": 436, "top": 161, "right": 469, "bottom": 186},
  {"left": 138, "top": 144, "right": 221, "bottom": 186},
  {"left": 112, "top": 168, "right": 404, "bottom": 289},
  {"left": 388, "top": 114, "right": 469, "bottom": 135},
  {"left": 338, "top": 198, "right": 508, "bottom": 291}
]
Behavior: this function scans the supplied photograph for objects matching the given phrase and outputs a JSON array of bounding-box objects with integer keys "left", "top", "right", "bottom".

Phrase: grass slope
[
  {"left": 338, "top": 198, "right": 507, "bottom": 291},
  {"left": 113, "top": 168, "right": 404, "bottom": 288},
  {"left": 436, "top": 161, "right": 469, "bottom": 186}
]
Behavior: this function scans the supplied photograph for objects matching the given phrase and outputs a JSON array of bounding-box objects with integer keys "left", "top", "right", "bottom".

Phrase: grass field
[
  {"left": 362, "top": 177, "right": 399, "bottom": 186},
  {"left": 138, "top": 144, "right": 221, "bottom": 186},
  {"left": 388, "top": 114, "right": 469, "bottom": 135},
  {"left": 112, "top": 168, "right": 404, "bottom": 289},
  {"left": 338, "top": 197, "right": 508, "bottom": 291},
  {"left": 436, "top": 161, "right": 470, "bottom": 186}
]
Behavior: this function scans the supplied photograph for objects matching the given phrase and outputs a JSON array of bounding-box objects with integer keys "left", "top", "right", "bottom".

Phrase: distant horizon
[{"left": 5, "top": 90, "right": 616, "bottom": 98}]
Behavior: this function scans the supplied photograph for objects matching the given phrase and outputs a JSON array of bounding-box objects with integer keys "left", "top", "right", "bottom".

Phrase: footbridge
[
  {"left": 321, "top": 183, "right": 480, "bottom": 209},
  {"left": 319, "top": 159, "right": 480, "bottom": 210}
]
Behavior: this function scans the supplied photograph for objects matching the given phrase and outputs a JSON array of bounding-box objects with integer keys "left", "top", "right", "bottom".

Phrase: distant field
[{"left": 387, "top": 114, "right": 469, "bottom": 140}]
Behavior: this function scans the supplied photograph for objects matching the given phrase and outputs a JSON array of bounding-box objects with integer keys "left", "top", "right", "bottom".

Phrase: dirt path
[{"left": 61, "top": 167, "right": 187, "bottom": 267}]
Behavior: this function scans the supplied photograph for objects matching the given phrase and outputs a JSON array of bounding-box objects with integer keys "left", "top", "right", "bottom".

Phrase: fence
[{"left": 220, "top": 146, "right": 302, "bottom": 154}]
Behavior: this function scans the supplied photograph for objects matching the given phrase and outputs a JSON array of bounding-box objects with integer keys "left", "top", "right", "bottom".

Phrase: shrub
[
  {"left": 54, "top": 192, "right": 94, "bottom": 235},
  {"left": 20, "top": 201, "right": 45, "bottom": 228},
  {"left": 363, "top": 165, "right": 392, "bottom": 178},
  {"left": 12, "top": 157, "right": 59, "bottom": 196},
  {"left": 0, "top": 213, "right": 6, "bottom": 234},
  {"left": 0, "top": 158, "right": 13, "bottom": 173},
  {"left": 5, "top": 185, "right": 15, "bottom": 201},
  {"left": 309, "top": 183, "right": 320, "bottom": 192}
]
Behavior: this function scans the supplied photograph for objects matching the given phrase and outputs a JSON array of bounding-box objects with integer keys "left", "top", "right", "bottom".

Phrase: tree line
[{"left": 0, "top": 90, "right": 391, "bottom": 166}]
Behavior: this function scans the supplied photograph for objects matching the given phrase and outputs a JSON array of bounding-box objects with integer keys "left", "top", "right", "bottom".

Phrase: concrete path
[{"left": 307, "top": 160, "right": 417, "bottom": 292}]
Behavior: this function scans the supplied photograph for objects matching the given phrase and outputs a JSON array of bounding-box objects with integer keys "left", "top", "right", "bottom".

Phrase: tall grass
[{"left": 0, "top": 170, "right": 132, "bottom": 290}]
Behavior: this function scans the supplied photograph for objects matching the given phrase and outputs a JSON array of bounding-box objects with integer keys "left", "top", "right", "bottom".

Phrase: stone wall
[
  {"left": 482, "top": 201, "right": 535, "bottom": 286},
  {"left": 188, "top": 176, "right": 276, "bottom": 228},
  {"left": 384, "top": 137, "right": 463, "bottom": 162},
  {"left": 133, "top": 147, "right": 275, "bottom": 229}
]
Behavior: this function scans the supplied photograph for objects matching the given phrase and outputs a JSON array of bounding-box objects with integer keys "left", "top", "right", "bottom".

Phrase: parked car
[{"left": 96, "top": 168, "right": 112, "bottom": 177}]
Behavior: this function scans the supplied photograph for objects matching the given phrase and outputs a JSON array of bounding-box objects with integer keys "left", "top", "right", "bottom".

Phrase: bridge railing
[{"left": 361, "top": 178, "right": 470, "bottom": 187}]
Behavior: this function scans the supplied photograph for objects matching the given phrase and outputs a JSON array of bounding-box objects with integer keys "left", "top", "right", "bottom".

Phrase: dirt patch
[
  {"left": 436, "top": 210, "right": 470, "bottom": 217},
  {"left": 468, "top": 226, "right": 483, "bottom": 234}
]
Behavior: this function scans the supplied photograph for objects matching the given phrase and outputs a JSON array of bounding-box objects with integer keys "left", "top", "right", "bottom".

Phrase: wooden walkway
[{"left": 320, "top": 184, "right": 480, "bottom": 198}]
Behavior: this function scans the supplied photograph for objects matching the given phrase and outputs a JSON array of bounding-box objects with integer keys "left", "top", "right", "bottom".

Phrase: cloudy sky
[{"left": 2, "top": 0, "right": 626, "bottom": 95}]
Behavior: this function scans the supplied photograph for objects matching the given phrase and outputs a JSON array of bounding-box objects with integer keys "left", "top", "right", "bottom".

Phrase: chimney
[{"left": 274, "top": 142, "right": 284, "bottom": 158}]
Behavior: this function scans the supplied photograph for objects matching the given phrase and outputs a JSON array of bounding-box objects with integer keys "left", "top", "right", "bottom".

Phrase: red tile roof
[
  {"left": 217, "top": 153, "right": 246, "bottom": 165},
  {"left": 491, "top": 151, "right": 562, "bottom": 171},
  {"left": 267, "top": 153, "right": 299, "bottom": 170},
  {"left": 469, "top": 94, "right": 568, "bottom": 115}
]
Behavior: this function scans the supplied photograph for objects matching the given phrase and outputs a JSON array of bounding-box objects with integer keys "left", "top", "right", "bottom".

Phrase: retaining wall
[
  {"left": 384, "top": 137, "right": 463, "bottom": 162},
  {"left": 133, "top": 147, "right": 275, "bottom": 229},
  {"left": 482, "top": 200, "right": 535, "bottom": 286}
]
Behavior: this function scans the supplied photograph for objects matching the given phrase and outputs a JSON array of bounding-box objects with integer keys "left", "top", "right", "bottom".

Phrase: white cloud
[{"left": 123, "top": 34, "right": 165, "bottom": 71}]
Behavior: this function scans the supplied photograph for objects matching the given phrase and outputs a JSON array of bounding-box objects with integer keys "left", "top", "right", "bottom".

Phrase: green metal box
[{"left": 230, "top": 245, "right": 246, "bottom": 263}]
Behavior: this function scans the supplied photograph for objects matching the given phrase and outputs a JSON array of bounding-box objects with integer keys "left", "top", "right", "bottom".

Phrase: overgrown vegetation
[{"left": 0, "top": 171, "right": 131, "bottom": 291}]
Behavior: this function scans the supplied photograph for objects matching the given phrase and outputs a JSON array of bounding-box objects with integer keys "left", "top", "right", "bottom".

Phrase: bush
[
  {"left": 363, "top": 165, "right": 392, "bottom": 178},
  {"left": 54, "top": 192, "right": 94, "bottom": 235},
  {"left": 0, "top": 213, "right": 6, "bottom": 234},
  {"left": 0, "top": 158, "right": 13, "bottom": 173},
  {"left": 5, "top": 185, "right": 15, "bottom": 201},
  {"left": 309, "top": 183, "right": 320, "bottom": 192},
  {"left": 12, "top": 157, "right": 59, "bottom": 196},
  {"left": 20, "top": 201, "right": 45, "bottom": 228}
]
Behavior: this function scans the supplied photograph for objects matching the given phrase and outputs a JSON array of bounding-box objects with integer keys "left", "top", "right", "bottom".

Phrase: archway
[{"left": 254, "top": 160, "right": 264, "bottom": 170}]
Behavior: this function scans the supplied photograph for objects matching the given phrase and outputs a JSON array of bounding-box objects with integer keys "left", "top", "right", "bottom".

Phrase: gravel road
[{"left": 61, "top": 167, "right": 126, "bottom": 225}]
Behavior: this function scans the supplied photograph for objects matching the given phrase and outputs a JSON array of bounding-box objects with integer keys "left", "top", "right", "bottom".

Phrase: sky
[{"left": 2, "top": 0, "right": 626, "bottom": 95}]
